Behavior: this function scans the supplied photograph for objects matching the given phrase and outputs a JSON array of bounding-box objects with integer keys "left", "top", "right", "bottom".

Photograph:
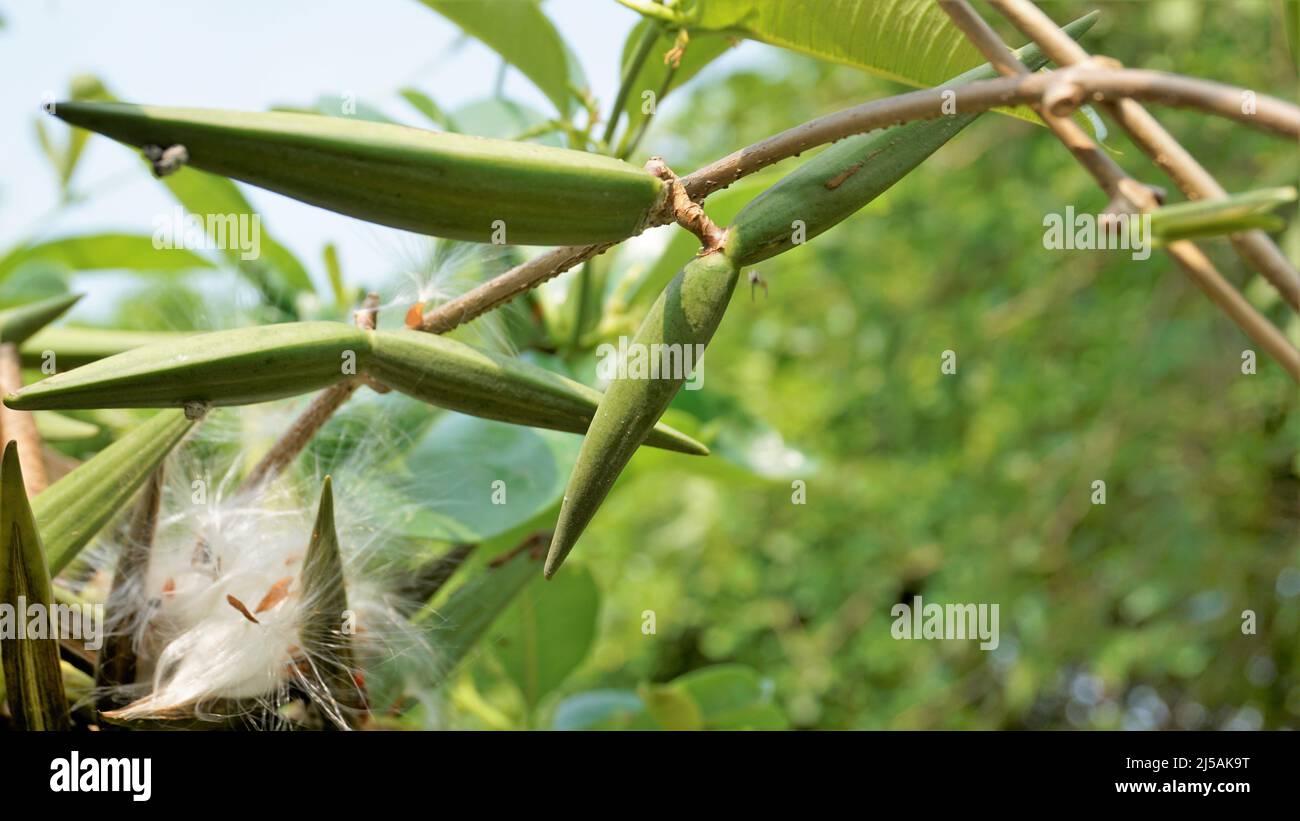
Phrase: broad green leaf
[
  {"left": 624, "top": 1, "right": 1097, "bottom": 125},
  {"left": 420, "top": 0, "right": 578, "bottom": 116},
  {"left": 490, "top": 562, "right": 599, "bottom": 711},
  {"left": 33, "top": 409, "right": 197, "bottom": 575},
  {"left": 0, "top": 293, "right": 82, "bottom": 346},
  {"left": 669, "top": 664, "right": 787, "bottom": 729},
  {"left": 658, "top": 0, "right": 1000, "bottom": 88},
  {"left": 0, "top": 234, "right": 215, "bottom": 283},
  {"left": 21, "top": 326, "right": 192, "bottom": 369},
  {"left": 399, "top": 413, "right": 580, "bottom": 542},
  {"left": 639, "top": 681, "right": 705, "bottom": 729},
  {"left": 551, "top": 689, "right": 654, "bottom": 730},
  {"left": 0, "top": 442, "right": 71, "bottom": 730}
]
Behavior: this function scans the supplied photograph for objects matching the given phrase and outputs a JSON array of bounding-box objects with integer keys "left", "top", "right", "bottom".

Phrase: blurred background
[{"left": 1, "top": 0, "right": 1297, "bottom": 729}]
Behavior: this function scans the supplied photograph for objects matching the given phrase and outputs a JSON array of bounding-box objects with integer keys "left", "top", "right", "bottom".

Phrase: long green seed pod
[
  {"left": 5, "top": 322, "right": 707, "bottom": 455},
  {"left": 546, "top": 252, "right": 740, "bottom": 577},
  {"left": 0, "top": 293, "right": 82, "bottom": 346},
  {"left": 50, "top": 103, "right": 667, "bottom": 246},
  {"left": 6, "top": 321, "right": 370, "bottom": 410},
  {"left": 365, "top": 329, "right": 707, "bottom": 455},
  {"left": 724, "top": 12, "right": 1098, "bottom": 265},
  {"left": 0, "top": 442, "right": 72, "bottom": 730}
]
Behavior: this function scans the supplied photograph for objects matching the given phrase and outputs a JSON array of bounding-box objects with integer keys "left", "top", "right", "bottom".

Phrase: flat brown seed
[{"left": 226, "top": 594, "right": 260, "bottom": 624}]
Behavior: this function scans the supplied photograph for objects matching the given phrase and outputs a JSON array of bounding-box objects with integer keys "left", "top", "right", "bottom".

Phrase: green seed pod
[
  {"left": 35, "top": 409, "right": 196, "bottom": 575},
  {"left": 0, "top": 442, "right": 72, "bottom": 730},
  {"left": 546, "top": 252, "right": 741, "bottom": 578},
  {"left": 724, "top": 13, "right": 1098, "bottom": 265},
  {"left": 5, "top": 321, "right": 706, "bottom": 455},
  {"left": 51, "top": 103, "right": 667, "bottom": 246},
  {"left": 366, "top": 329, "right": 707, "bottom": 455},
  {"left": 0, "top": 293, "right": 82, "bottom": 346},
  {"left": 5, "top": 321, "right": 369, "bottom": 410}
]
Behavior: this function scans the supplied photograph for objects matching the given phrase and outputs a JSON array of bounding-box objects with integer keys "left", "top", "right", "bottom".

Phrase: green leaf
[
  {"left": 400, "top": 88, "right": 453, "bottom": 129},
  {"left": 630, "top": 1, "right": 1097, "bottom": 125},
  {"left": 399, "top": 413, "right": 580, "bottom": 542},
  {"left": 272, "top": 94, "right": 398, "bottom": 124},
  {"left": 321, "top": 243, "right": 347, "bottom": 309},
  {"left": 417, "top": 543, "right": 543, "bottom": 675},
  {"left": 0, "top": 234, "right": 215, "bottom": 283},
  {"left": 157, "top": 167, "right": 315, "bottom": 300},
  {"left": 420, "top": 0, "right": 579, "bottom": 116},
  {"left": 0, "top": 293, "right": 82, "bottom": 346},
  {"left": 668, "top": 664, "right": 786, "bottom": 729},
  {"left": 669, "top": 387, "right": 814, "bottom": 480},
  {"left": 613, "top": 21, "right": 735, "bottom": 155},
  {"left": 33, "top": 411, "right": 99, "bottom": 441},
  {"left": 639, "top": 681, "right": 705, "bottom": 729},
  {"left": 33, "top": 409, "right": 197, "bottom": 575},
  {"left": 551, "top": 689, "right": 653, "bottom": 730},
  {"left": 490, "top": 562, "right": 599, "bottom": 711},
  {"left": 0, "top": 442, "right": 71, "bottom": 730}
]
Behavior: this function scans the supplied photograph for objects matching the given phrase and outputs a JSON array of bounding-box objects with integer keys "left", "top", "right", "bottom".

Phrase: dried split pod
[{"left": 50, "top": 103, "right": 668, "bottom": 246}]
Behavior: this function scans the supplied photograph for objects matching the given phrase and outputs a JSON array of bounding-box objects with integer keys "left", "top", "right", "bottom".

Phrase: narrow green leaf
[
  {"left": 21, "top": 326, "right": 192, "bottom": 369},
  {"left": 0, "top": 442, "right": 72, "bottom": 730},
  {"left": 322, "top": 243, "right": 347, "bottom": 309},
  {"left": 1151, "top": 186, "right": 1297, "bottom": 244},
  {"left": 33, "top": 411, "right": 99, "bottom": 441},
  {"left": 0, "top": 234, "right": 215, "bottom": 284},
  {"left": 33, "top": 409, "right": 197, "bottom": 575},
  {"left": 0, "top": 293, "right": 82, "bottom": 346},
  {"left": 399, "top": 88, "right": 453, "bottom": 129},
  {"left": 419, "top": 0, "right": 578, "bottom": 116},
  {"left": 416, "top": 543, "right": 543, "bottom": 676}
]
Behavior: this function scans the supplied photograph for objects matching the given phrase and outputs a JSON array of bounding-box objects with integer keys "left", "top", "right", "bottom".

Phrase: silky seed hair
[{"left": 88, "top": 404, "right": 447, "bottom": 729}]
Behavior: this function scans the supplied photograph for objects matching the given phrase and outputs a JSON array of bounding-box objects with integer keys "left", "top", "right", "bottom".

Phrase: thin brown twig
[
  {"left": 942, "top": 0, "right": 1300, "bottom": 382},
  {"left": 987, "top": 0, "right": 1300, "bottom": 311},
  {"left": 241, "top": 293, "right": 380, "bottom": 489},
  {"left": 0, "top": 342, "right": 48, "bottom": 494},
  {"left": 416, "top": 65, "right": 1300, "bottom": 333}
]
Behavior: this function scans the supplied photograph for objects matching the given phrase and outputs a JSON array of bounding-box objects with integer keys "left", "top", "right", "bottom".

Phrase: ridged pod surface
[
  {"left": 4, "top": 322, "right": 707, "bottom": 455},
  {"left": 51, "top": 103, "right": 667, "bottom": 246},
  {"left": 546, "top": 252, "right": 740, "bottom": 577}
]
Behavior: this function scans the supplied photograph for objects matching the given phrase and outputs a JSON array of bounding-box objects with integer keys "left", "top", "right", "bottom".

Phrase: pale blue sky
[{"left": 0, "top": 0, "right": 761, "bottom": 319}]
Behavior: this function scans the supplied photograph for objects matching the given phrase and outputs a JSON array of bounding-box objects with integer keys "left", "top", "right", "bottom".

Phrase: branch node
[{"left": 645, "top": 157, "right": 727, "bottom": 252}]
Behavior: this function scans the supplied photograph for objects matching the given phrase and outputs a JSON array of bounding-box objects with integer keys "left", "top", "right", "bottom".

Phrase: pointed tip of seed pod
[
  {"left": 4, "top": 390, "right": 30, "bottom": 411},
  {"left": 0, "top": 292, "right": 84, "bottom": 347},
  {"left": 543, "top": 525, "right": 577, "bottom": 580},
  {"left": 1, "top": 439, "right": 26, "bottom": 499}
]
